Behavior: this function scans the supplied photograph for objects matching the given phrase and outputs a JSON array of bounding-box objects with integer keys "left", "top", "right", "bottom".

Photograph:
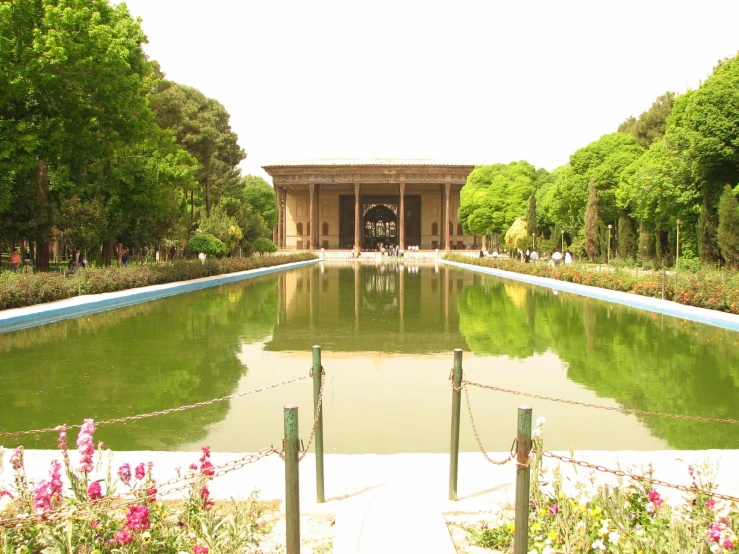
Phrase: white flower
[
  {"left": 533, "top": 428, "right": 543, "bottom": 438},
  {"left": 527, "top": 550, "right": 539, "bottom": 554},
  {"left": 543, "top": 547, "right": 555, "bottom": 554},
  {"left": 0, "top": 495, "right": 12, "bottom": 515},
  {"left": 592, "top": 539, "right": 606, "bottom": 551},
  {"left": 536, "top": 416, "right": 547, "bottom": 427},
  {"left": 608, "top": 531, "right": 620, "bottom": 545},
  {"left": 710, "top": 545, "right": 720, "bottom": 554}
]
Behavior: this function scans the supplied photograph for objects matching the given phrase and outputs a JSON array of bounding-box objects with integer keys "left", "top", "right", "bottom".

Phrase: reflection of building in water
[
  {"left": 263, "top": 160, "right": 476, "bottom": 252},
  {"left": 267, "top": 264, "right": 476, "bottom": 353}
]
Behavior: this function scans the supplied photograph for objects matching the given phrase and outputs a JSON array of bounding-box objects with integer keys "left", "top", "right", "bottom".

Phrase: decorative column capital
[
  {"left": 399, "top": 182, "right": 406, "bottom": 195},
  {"left": 444, "top": 182, "right": 451, "bottom": 194},
  {"left": 354, "top": 182, "right": 361, "bottom": 195}
]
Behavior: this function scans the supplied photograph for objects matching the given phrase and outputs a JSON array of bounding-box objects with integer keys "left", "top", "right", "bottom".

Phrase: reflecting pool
[{"left": 1, "top": 262, "right": 738, "bottom": 453}]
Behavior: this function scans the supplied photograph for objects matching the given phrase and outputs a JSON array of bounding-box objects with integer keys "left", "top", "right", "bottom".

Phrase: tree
[
  {"left": 617, "top": 213, "right": 637, "bottom": 260},
  {"left": 151, "top": 81, "right": 245, "bottom": 218},
  {"left": 242, "top": 176, "right": 278, "bottom": 230},
  {"left": 585, "top": 180, "right": 599, "bottom": 261},
  {"left": 527, "top": 193, "right": 537, "bottom": 236},
  {"left": 504, "top": 217, "right": 528, "bottom": 250},
  {"left": 698, "top": 191, "right": 721, "bottom": 263},
  {"left": 251, "top": 238, "right": 277, "bottom": 255},
  {"left": 717, "top": 185, "right": 739, "bottom": 265},
  {"left": 188, "top": 232, "right": 228, "bottom": 257},
  {"left": 0, "top": 0, "right": 154, "bottom": 270},
  {"left": 618, "top": 92, "right": 676, "bottom": 148}
]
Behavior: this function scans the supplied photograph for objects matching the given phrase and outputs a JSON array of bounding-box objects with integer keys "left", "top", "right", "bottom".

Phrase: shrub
[
  {"left": 187, "top": 232, "right": 229, "bottom": 258},
  {"left": 445, "top": 253, "right": 739, "bottom": 315},
  {"left": 0, "top": 254, "right": 315, "bottom": 310},
  {"left": 251, "top": 238, "right": 278, "bottom": 255}
]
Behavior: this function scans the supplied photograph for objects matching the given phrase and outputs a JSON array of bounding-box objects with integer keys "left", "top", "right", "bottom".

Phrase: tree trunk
[
  {"left": 190, "top": 188, "right": 194, "bottom": 223},
  {"left": 205, "top": 175, "right": 211, "bottom": 217},
  {"left": 104, "top": 238, "right": 115, "bottom": 266},
  {"left": 36, "top": 161, "right": 51, "bottom": 272}
]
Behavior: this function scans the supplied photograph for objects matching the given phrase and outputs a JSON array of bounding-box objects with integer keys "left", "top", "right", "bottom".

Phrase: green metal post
[
  {"left": 513, "top": 405, "right": 533, "bottom": 554},
  {"left": 448, "top": 348, "right": 463, "bottom": 500},
  {"left": 312, "top": 345, "right": 325, "bottom": 503},
  {"left": 284, "top": 405, "right": 300, "bottom": 554}
]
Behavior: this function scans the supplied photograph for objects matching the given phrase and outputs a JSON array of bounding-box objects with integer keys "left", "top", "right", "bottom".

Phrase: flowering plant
[
  {"left": 0, "top": 421, "right": 268, "bottom": 553},
  {"left": 469, "top": 417, "right": 739, "bottom": 553}
]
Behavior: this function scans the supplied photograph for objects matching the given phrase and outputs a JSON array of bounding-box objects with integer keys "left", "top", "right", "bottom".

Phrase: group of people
[{"left": 479, "top": 247, "right": 574, "bottom": 265}]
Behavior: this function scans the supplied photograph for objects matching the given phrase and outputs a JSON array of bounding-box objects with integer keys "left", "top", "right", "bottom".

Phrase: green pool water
[{"left": 1, "top": 261, "right": 737, "bottom": 453}]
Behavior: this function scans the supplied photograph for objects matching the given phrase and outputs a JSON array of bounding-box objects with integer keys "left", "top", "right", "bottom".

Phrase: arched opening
[
  {"left": 431, "top": 222, "right": 438, "bottom": 236},
  {"left": 296, "top": 222, "right": 303, "bottom": 236},
  {"left": 363, "top": 204, "right": 397, "bottom": 249},
  {"left": 322, "top": 222, "right": 329, "bottom": 236}
]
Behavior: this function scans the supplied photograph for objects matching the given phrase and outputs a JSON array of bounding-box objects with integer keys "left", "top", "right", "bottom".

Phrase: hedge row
[
  {"left": 0, "top": 254, "right": 316, "bottom": 311},
  {"left": 445, "top": 253, "right": 739, "bottom": 315}
]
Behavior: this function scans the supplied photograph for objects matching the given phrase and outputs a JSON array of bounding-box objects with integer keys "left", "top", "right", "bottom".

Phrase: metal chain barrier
[
  {"left": 539, "top": 450, "right": 739, "bottom": 503},
  {"left": 0, "top": 448, "right": 278, "bottom": 529},
  {"left": 463, "top": 384, "right": 516, "bottom": 466},
  {"left": 299, "top": 367, "right": 325, "bottom": 462},
  {"left": 0, "top": 375, "right": 309, "bottom": 438},
  {"left": 464, "top": 380, "right": 739, "bottom": 425}
]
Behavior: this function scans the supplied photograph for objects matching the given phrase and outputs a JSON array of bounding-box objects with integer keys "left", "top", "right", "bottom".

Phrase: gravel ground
[{"left": 254, "top": 511, "right": 335, "bottom": 554}]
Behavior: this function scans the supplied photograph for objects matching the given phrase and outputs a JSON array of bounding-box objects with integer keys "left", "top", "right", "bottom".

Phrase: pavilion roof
[{"left": 262, "top": 158, "right": 475, "bottom": 169}]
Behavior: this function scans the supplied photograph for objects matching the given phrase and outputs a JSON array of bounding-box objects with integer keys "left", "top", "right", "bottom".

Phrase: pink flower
[
  {"left": 88, "top": 481, "right": 103, "bottom": 501},
  {"left": 77, "top": 419, "right": 96, "bottom": 474},
  {"left": 114, "top": 528, "right": 134, "bottom": 545},
  {"left": 125, "top": 505, "right": 150, "bottom": 531},
  {"left": 33, "top": 460, "right": 63, "bottom": 512},
  {"left": 200, "top": 486, "right": 214, "bottom": 510},
  {"left": 10, "top": 447, "right": 23, "bottom": 470},
  {"left": 146, "top": 487, "right": 158, "bottom": 502},
  {"left": 706, "top": 498, "right": 716, "bottom": 510},
  {"left": 199, "top": 446, "right": 215, "bottom": 477},
  {"left": 647, "top": 489, "right": 663, "bottom": 507},
  {"left": 193, "top": 546, "right": 209, "bottom": 554},
  {"left": 189, "top": 463, "right": 198, "bottom": 471},
  {"left": 707, "top": 524, "right": 722, "bottom": 543},
  {"left": 118, "top": 463, "right": 132, "bottom": 485},
  {"left": 56, "top": 426, "right": 68, "bottom": 452},
  {"left": 135, "top": 463, "right": 146, "bottom": 480},
  {"left": 91, "top": 520, "right": 99, "bottom": 528},
  {"left": 723, "top": 539, "right": 735, "bottom": 550}
]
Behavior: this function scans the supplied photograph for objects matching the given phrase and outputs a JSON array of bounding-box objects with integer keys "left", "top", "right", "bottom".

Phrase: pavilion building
[{"left": 262, "top": 159, "right": 476, "bottom": 252}]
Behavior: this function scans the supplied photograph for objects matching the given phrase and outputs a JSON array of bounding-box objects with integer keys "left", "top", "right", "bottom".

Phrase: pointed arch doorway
[{"left": 363, "top": 203, "right": 397, "bottom": 249}]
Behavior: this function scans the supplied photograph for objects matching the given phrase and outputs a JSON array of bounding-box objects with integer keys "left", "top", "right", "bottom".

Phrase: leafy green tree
[
  {"left": 199, "top": 207, "right": 243, "bottom": 251},
  {"left": 698, "top": 191, "right": 721, "bottom": 263},
  {"left": 242, "top": 176, "right": 278, "bottom": 229},
  {"left": 53, "top": 197, "right": 107, "bottom": 254},
  {"left": 717, "top": 185, "right": 739, "bottom": 265},
  {"left": 188, "top": 232, "right": 228, "bottom": 257},
  {"left": 251, "top": 237, "right": 278, "bottom": 255},
  {"left": 617, "top": 213, "right": 637, "bottom": 259},
  {"left": 0, "top": 0, "right": 154, "bottom": 270},
  {"left": 459, "top": 161, "right": 537, "bottom": 236},
  {"left": 618, "top": 92, "right": 676, "bottom": 148},
  {"left": 585, "top": 180, "right": 599, "bottom": 261},
  {"left": 151, "top": 81, "right": 245, "bottom": 218}
]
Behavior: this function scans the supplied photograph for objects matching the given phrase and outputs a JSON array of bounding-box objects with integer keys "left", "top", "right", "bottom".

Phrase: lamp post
[
  {"left": 607, "top": 224, "right": 613, "bottom": 264},
  {"left": 676, "top": 219, "right": 681, "bottom": 267},
  {"left": 561, "top": 229, "right": 564, "bottom": 252},
  {"left": 532, "top": 232, "right": 536, "bottom": 251}
]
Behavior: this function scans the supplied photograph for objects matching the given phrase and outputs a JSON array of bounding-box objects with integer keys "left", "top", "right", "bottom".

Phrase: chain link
[
  {"left": 0, "top": 376, "right": 309, "bottom": 438},
  {"left": 299, "top": 367, "right": 325, "bottom": 462},
  {"left": 539, "top": 450, "right": 739, "bottom": 503},
  {"left": 463, "top": 384, "right": 516, "bottom": 466},
  {"left": 0, "top": 448, "right": 278, "bottom": 529},
  {"left": 464, "top": 380, "right": 739, "bottom": 425}
]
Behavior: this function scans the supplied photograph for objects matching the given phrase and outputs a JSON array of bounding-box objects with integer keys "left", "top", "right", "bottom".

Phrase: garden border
[
  {"left": 441, "top": 259, "right": 739, "bottom": 332},
  {"left": 0, "top": 258, "right": 319, "bottom": 334}
]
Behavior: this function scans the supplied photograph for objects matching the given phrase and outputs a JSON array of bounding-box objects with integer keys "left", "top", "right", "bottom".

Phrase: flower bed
[
  {"left": 445, "top": 254, "right": 739, "bottom": 316},
  {"left": 468, "top": 418, "right": 739, "bottom": 553},
  {"left": 0, "top": 421, "right": 268, "bottom": 553},
  {"left": 0, "top": 254, "right": 316, "bottom": 311}
]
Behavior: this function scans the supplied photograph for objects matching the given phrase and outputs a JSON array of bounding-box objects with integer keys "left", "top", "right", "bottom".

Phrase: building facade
[{"left": 262, "top": 160, "right": 476, "bottom": 252}]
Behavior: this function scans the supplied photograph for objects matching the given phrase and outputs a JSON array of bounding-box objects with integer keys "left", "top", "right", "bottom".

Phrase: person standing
[
  {"left": 121, "top": 247, "right": 130, "bottom": 267},
  {"left": 564, "top": 250, "right": 573, "bottom": 265},
  {"left": 10, "top": 248, "right": 21, "bottom": 272}
]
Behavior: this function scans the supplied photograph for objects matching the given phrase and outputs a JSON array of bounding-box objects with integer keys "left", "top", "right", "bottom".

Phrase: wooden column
[
  {"left": 399, "top": 183, "right": 406, "bottom": 249},
  {"left": 444, "top": 182, "right": 451, "bottom": 251},
  {"left": 280, "top": 189, "right": 288, "bottom": 248},
  {"left": 274, "top": 186, "right": 281, "bottom": 247},
  {"left": 354, "top": 182, "right": 361, "bottom": 254},
  {"left": 308, "top": 183, "right": 315, "bottom": 252}
]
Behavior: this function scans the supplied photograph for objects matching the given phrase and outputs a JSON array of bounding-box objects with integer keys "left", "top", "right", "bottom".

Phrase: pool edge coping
[
  {"left": 0, "top": 258, "right": 320, "bottom": 334},
  {"left": 441, "top": 259, "right": 739, "bottom": 332}
]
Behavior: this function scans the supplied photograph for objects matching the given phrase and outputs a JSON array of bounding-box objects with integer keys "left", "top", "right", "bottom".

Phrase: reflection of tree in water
[
  {"left": 457, "top": 279, "right": 739, "bottom": 449},
  {"left": 0, "top": 276, "right": 280, "bottom": 451}
]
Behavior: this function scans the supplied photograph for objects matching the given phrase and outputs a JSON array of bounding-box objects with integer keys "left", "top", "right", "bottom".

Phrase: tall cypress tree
[
  {"left": 526, "top": 192, "right": 537, "bottom": 236},
  {"left": 618, "top": 212, "right": 637, "bottom": 260},
  {"left": 718, "top": 184, "right": 739, "bottom": 266},
  {"left": 585, "top": 179, "right": 599, "bottom": 261}
]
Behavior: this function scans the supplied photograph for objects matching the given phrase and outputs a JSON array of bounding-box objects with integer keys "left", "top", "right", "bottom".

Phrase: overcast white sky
[{"left": 118, "top": 0, "right": 739, "bottom": 182}]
